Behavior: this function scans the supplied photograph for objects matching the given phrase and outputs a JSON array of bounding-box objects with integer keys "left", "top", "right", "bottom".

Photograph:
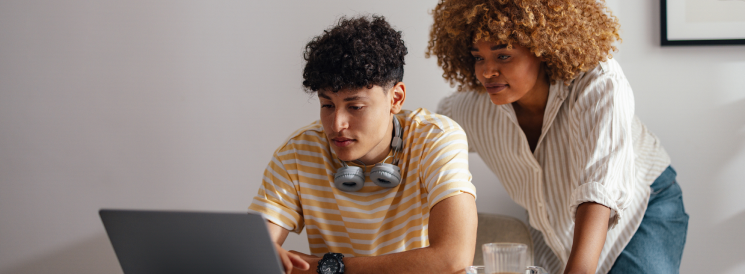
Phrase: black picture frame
[{"left": 660, "top": 0, "right": 745, "bottom": 46}]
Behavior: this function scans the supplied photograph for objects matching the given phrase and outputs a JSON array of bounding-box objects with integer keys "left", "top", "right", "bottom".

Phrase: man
[{"left": 249, "top": 15, "right": 477, "bottom": 274}]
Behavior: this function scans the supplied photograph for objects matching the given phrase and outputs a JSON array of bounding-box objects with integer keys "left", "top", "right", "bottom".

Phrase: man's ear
[{"left": 390, "top": 82, "right": 406, "bottom": 114}]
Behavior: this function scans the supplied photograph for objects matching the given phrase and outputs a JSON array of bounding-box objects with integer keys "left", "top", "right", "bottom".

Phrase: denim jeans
[{"left": 607, "top": 166, "right": 689, "bottom": 274}]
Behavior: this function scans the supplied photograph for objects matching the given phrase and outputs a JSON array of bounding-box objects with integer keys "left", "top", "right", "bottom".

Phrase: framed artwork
[{"left": 660, "top": 0, "right": 745, "bottom": 46}]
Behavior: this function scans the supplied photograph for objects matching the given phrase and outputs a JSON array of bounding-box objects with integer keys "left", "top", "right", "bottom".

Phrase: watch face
[{"left": 319, "top": 259, "right": 339, "bottom": 274}]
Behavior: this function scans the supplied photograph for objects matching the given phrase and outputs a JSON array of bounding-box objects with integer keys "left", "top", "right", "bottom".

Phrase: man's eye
[
  {"left": 321, "top": 104, "right": 333, "bottom": 108},
  {"left": 350, "top": 106, "right": 364, "bottom": 110}
]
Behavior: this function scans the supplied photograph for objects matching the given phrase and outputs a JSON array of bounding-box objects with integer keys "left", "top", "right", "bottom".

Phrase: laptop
[{"left": 99, "top": 209, "right": 284, "bottom": 274}]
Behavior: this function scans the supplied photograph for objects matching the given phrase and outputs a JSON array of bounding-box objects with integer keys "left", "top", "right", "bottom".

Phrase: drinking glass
[{"left": 466, "top": 243, "right": 548, "bottom": 274}]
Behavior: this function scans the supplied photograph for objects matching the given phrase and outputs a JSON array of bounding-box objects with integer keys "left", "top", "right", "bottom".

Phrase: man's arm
[
  {"left": 283, "top": 193, "right": 478, "bottom": 274},
  {"left": 563, "top": 202, "right": 611, "bottom": 274}
]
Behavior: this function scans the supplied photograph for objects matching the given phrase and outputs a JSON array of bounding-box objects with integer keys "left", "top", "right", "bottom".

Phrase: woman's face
[{"left": 470, "top": 40, "right": 548, "bottom": 105}]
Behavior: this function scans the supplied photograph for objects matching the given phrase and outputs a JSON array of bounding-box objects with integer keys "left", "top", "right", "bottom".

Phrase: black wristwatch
[{"left": 317, "top": 252, "right": 345, "bottom": 274}]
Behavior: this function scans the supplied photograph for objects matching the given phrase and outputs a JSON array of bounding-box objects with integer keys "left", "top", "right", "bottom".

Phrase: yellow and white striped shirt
[
  {"left": 249, "top": 108, "right": 476, "bottom": 257},
  {"left": 438, "top": 59, "right": 670, "bottom": 274}
]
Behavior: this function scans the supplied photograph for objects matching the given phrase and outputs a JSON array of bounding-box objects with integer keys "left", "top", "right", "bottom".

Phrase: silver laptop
[{"left": 99, "top": 209, "right": 283, "bottom": 274}]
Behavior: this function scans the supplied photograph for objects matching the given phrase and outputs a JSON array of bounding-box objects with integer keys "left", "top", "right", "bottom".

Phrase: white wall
[{"left": 0, "top": 1, "right": 743, "bottom": 273}]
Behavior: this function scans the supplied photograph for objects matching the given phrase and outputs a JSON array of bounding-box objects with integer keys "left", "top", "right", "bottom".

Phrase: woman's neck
[{"left": 513, "top": 68, "right": 550, "bottom": 116}]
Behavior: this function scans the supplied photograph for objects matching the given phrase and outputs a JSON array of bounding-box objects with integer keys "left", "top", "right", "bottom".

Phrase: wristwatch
[{"left": 317, "top": 252, "right": 345, "bottom": 274}]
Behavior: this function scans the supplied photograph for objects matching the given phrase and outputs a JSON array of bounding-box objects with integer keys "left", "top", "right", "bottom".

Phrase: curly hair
[
  {"left": 302, "top": 15, "right": 408, "bottom": 93},
  {"left": 426, "top": 0, "right": 621, "bottom": 91}
]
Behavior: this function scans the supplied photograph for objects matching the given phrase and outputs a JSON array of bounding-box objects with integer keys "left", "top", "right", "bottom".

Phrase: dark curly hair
[
  {"left": 302, "top": 15, "right": 408, "bottom": 93},
  {"left": 426, "top": 0, "right": 621, "bottom": 91}
]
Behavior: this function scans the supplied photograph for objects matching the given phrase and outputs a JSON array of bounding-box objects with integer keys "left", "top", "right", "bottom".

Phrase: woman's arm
[
  {"left": 564, "top": 61, "right": 638, "bottom": 273},
  {"left": 563, "top": 202, "right": 611, "bottom": 274}
]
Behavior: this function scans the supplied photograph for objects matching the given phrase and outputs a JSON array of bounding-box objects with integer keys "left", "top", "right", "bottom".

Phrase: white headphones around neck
[{"left": 333, "top": 116, "right": 403, "bottom": 192}]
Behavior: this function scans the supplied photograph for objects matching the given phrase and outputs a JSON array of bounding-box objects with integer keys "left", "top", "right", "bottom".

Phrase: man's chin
[
  {"left": 332, "top": 149, "right": 361, "bottom": 162},
  {"left": 336, "top": 155, "right": 359, "bottom": 162}
]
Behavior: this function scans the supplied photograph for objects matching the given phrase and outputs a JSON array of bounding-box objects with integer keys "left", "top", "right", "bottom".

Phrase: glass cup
[{"left": 466, "top": 243, "right": 548, "bottom": 274}]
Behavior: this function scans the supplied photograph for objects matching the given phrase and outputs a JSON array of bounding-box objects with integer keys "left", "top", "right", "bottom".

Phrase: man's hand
[
  {"left": 266, "top": 222, "right": 312, "bottom": 274},
  {"left": 288, "top": 250, "right": 321, "bottom": 274},
  {"left": 275, "top": 243, "right": 312, "bottom": 274}
]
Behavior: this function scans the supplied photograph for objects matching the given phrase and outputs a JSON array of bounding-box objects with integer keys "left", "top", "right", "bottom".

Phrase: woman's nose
[{"left": 483, "top": 62, "right": 499, "bottom": 78}]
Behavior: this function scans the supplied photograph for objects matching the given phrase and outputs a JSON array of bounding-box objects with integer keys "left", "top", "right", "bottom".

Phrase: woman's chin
[{"left": 488, "top": 94, "right": 512, "bottom": 105}]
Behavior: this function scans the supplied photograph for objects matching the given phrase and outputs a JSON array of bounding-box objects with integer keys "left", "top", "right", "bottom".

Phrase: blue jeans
[{"left": 608, "top": 166, "right": 689, "bottom": 274}]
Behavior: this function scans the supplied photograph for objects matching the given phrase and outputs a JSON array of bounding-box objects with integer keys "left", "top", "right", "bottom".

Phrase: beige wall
[{"left": 0, "top": 1, "right": 743, "bottom": 273}]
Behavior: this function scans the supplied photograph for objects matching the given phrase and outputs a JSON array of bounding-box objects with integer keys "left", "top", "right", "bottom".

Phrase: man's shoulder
[{"left": 274, "top": 120, "right": 328, "bottom": 154}]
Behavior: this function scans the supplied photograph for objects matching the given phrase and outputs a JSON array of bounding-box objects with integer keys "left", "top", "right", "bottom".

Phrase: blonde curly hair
[{"left": 426, "top": 0, "right": 621, "bottom": 91}]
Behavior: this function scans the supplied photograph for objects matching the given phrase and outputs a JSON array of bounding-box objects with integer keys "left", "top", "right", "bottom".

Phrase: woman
[{"left": 426, "top": 0, "right": 688, "bottom": 273}]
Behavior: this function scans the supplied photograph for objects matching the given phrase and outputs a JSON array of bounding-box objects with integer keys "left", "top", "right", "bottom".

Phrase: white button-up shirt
[{"left": 438, "top": 59, "right": 670, "bottom": 274}]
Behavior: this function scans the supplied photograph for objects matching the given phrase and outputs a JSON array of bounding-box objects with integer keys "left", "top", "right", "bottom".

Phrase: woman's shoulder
[
  {"left": 564, "top": 58, "right": 632, "bottom": 100},
  {"left": 588, "top": 58, "right": 626, "bottom": 79},
  {"left": 438, "top": 90, "right": 486, "bottom": 106},
  {"left": 437, "top": 90, "right": 490, "bottom": 118}
]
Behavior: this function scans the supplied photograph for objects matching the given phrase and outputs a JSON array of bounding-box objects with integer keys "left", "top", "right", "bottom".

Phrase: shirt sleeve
[
  {"left": 568, "top": 61, "right": 637, "bottom": 229},
  {"left": 417, "top": 121, "right": 476, "bottom": 211},
  {"left": 248, "top": 144, "right": 305, "bottom": 233}
]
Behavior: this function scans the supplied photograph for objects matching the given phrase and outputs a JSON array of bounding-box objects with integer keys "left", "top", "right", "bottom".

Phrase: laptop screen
[{"left": 100, "top": 209, "right": 283, "bottom": 274}]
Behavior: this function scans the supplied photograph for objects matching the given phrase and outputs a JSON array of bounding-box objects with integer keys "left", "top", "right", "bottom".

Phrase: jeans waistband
[{"left": 651, "top": 165, "right": 677, "bottom": 195}]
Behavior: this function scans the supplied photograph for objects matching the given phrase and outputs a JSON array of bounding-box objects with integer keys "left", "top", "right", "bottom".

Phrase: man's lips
[
  {"left": 331, "top": 137, "right": 355, "bottom": 147},
  {"left": 484, "top": 83, "right": 508, "bottom": 94}
]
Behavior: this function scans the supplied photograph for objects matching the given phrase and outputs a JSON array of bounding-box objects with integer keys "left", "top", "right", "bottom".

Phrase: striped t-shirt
[
  {"left": 438, "top": 59, "right": 670, "bottom": 274},
  {"left": 249, "top": 108, "right": 476, "bottom": 257}
]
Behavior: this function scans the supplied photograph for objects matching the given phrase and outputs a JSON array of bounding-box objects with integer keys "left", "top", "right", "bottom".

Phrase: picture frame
[{"left": 660, "top": 0, "right": 745, "bottom": 46}]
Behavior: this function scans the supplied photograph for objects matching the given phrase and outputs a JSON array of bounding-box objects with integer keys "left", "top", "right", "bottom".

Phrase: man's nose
[{"left": 331, "top": 110, "right": 349, "bottom": 132}]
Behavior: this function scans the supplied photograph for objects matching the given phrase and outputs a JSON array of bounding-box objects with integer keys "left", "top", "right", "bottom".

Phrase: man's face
[{"left": 319, "top": 85, "right": 398, "bottom": 165}]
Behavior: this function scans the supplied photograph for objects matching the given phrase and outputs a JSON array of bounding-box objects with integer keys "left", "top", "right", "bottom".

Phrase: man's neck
[{"left": 356, "top": 117, "right": 395, "bottom": 165}]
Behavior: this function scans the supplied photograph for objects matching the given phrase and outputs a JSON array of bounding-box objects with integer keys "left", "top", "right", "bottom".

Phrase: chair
[{"left": 473, "top": 212, "right": 534, "bottom": 265}]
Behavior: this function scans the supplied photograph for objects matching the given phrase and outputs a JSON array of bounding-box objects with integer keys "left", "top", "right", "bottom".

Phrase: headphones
[{"left": 333, "top": 116, "right": 403, "bottom": 192}]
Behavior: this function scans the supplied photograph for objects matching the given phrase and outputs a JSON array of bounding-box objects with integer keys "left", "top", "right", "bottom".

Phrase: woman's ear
[{"left": 390, "top": 82, "right": 406, "bottom": 114}]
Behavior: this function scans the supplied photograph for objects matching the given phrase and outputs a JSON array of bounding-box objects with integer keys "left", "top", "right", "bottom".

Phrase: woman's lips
[{"left": 485, "top": 83, "right": 507, "bottom": 94}]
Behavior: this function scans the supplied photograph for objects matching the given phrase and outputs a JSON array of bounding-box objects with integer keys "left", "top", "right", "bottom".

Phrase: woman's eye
[
  {"left": 473, "top": 56, "right": 484, "bottom": 61},
  {"left": 321, "top": 104, "right": 333, "bottom": 109},
  {"left": 498, "top": 55, "right": 510, "bottom": 60}
]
